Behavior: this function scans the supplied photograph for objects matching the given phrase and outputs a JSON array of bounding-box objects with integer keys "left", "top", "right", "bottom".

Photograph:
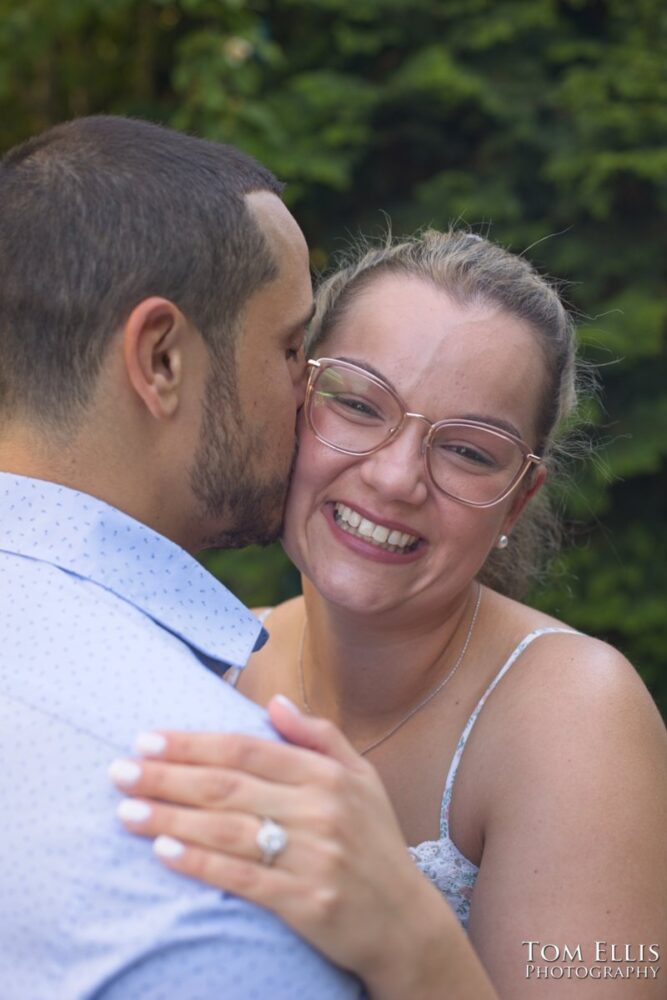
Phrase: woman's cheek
[
  {"left": 282, "top": 433, "right": 355, "bottom": 572},
  {"left": 281, "top": 433, "right": 323, "bottom": 568}
]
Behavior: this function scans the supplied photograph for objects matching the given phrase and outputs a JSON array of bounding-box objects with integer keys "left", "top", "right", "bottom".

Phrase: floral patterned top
[{"left": 407, "top": 627, "right": 578, "bottom": 929}]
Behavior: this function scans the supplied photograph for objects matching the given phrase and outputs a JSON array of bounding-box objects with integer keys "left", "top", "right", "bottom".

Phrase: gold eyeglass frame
[{"left": 304, "top": 357, "right": 543, "bottom": 508}]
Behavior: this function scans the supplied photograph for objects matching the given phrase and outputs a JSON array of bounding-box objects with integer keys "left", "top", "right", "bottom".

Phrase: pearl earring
[{"left": 496, "top": 534, "right": 509, "bottom": 550}]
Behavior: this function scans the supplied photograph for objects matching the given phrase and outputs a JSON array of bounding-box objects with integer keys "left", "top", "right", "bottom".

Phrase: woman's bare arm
[{"left": 466, "top": 636, "right": 666, "bottom": 998}]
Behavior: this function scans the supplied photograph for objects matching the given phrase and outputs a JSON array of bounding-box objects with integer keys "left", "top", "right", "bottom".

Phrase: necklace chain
[{"left": 297, "top": 583, "right": 482, "bottom": 756}]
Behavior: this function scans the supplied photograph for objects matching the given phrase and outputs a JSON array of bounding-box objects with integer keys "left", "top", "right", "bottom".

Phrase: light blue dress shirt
[{"left": 0, "top": 473, "right": 363, "bottom": 1000}]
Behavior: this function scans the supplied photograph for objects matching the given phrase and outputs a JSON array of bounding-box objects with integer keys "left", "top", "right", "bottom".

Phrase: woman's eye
[
  {"left": 335, "top": 395, "right": 381, "bottom": 418},
  {"left": 442, "top": 443, "right": 495, "bottom": 466},
  {"left": 286, "top": 345, "right": 301, "bottom": 361}
]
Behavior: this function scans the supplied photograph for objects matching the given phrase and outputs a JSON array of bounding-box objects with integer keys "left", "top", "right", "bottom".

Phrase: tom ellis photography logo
[{"left": 522, "top": 941, "right": 661, "bottom": 981}]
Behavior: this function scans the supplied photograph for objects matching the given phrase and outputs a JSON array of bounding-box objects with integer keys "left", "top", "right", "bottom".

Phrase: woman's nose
[{"left": 358, "top": 421, "right": 429, "bottom": 505}]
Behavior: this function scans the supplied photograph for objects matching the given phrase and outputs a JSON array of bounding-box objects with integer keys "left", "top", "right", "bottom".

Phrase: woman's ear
[
  {"left": 122, "top": 297, "right": 189, "bottom": 420},
  {"left": 502, "top": 464, "right": 548, "bottom": 537}
]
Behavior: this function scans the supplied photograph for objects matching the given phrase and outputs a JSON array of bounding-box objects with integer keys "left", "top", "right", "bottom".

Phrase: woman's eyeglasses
[{"left": 304, "top": 358, "right": 542, "bottom": 508}]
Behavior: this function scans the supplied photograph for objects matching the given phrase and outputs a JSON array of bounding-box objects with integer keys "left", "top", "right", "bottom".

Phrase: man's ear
[
  {"left": 122, "top": 297, "right": 189, "bottom": 420},
  {"left": 502, "top": 464, "right": 548, "bottom": 536}
]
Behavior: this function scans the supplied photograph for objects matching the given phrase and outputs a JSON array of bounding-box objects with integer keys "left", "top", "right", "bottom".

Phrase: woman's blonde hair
[{"left": 307, "top": 229, "right": 586, "bottom": 598}]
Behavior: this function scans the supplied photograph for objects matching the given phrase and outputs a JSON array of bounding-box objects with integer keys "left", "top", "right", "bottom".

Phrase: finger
[
  {"left": 108, "top": 758, "right": 298, "bottom": 817},
  {"left": 118, "top": 800, "right": 307, "bottom": 883},
  {"left": 151, "top": 837, "right": 297, "bottom": 917},
  {"left": 116, "top": 799, "right": 275, "bottom": 862},
  {"left": 268, "top": 695, "right": 367, "bottom": 772},
  {"left": 131, "top": 729, "right": 344, "bottom": 785}
]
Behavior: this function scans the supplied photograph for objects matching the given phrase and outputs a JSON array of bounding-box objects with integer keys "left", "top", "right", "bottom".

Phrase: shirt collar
[{"left": 0, "top": 472, "right": 268, "bottom": 668}]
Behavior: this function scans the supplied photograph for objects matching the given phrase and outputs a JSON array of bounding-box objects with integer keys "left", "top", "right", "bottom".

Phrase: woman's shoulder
[
  {"left": 250, "top": 595, "right": 304, "bottom": 631},
  {"left": 482, "top": 587, "right": 651, "bottom": 709},
  {"left": 473, "top": 589, "right": 665, "bottom": 794},
  {"left": 247, "top": 595, "right": 304, "bottom": 668},
  {"left": 482, "top": 585, "right": 578, "bottom": 637},
  {"left": 477, "top": 592, "right": 665, "bottom": 806},
  {"left": 239, "top": 597, "right": 305, "bottom": 705}
]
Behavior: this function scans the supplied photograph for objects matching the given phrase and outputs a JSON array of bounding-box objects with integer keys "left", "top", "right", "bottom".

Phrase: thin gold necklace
[{"left": 297, "top": 583, "right": 482, "bottom": 756}]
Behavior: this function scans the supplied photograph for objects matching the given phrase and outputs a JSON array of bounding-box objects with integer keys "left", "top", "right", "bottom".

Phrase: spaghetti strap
[{"left": 439, "top": 627, "right": 579, "bottom": 836}]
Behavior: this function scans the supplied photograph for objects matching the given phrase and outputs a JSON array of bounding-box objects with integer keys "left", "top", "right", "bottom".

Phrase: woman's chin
[{"left": 303, "top": 567, "right": 412, "bottom": 618}]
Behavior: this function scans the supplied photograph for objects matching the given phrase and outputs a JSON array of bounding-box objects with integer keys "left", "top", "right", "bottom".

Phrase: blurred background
[{"left": 1, "top": 0, "right": 664, "bottom": 715}]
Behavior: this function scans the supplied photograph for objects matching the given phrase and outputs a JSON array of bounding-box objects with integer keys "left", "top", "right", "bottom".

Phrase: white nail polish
[
  {"left": 154, "top": 835, "right": 185, "bottom": 859},
  {"left": 108, "top": 759, "right": 142, "bottom": 785},
  {"left": 274, "top": 694, "right": 301, "bottom": 714},
  {"left": 117, "top": 799, "right": 152, "bottom": 823},
  {"left": 134, "top": 732, "right": 167, "bottom": 756}
]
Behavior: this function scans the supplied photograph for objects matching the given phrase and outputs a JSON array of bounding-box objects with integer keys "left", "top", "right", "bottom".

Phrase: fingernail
[
  {"left": 109, "top": 759, "right": 142, "bottom": 786},
  {"left": 117, "top": 799, "right": 152, "bottom": 823},
  {"left": 154, "top": 835, "right": 185, "bottom": 859},
  {"left": 274, "top": 694, "right": 301, "bottom": 714},
  {"left": 135, "top": 732, "right": 167, "bottom": 756}
]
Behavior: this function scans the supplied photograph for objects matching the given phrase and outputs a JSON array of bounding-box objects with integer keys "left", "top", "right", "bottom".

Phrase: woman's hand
[{"left": 108, "top": 696, "right": 480, "bottom": 997}]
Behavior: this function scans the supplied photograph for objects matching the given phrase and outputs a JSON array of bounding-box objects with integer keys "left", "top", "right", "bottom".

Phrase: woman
[{"left": 110, "top": 231, "right": 667, "bottom": 998}]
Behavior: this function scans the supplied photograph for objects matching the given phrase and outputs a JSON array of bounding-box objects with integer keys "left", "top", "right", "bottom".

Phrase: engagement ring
[{"left": 256, "top": 817, "right": 288, "bottom": 865}]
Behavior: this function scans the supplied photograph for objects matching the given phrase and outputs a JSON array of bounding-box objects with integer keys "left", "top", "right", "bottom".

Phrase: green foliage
[
  {"left": 1, "top": 0, "right": 664, "bottom": 715},
  {"left": 201, "top": 543, "right": 299, "bottom": 609}
]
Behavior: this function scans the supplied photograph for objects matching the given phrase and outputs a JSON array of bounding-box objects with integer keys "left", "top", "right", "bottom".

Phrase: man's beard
[{"left": 190, "top": 354, "right": 296, "bottom": 550}]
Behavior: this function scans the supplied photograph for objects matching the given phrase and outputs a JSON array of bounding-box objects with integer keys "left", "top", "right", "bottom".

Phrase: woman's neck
[{"left": 297, "top": 578, "right": 482, "bottom": 746}]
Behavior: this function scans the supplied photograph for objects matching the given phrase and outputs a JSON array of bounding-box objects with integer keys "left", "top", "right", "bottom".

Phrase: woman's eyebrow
[
  {"left": 335, "top": 355, "right": 397, "bottom": 390},
  {"left": 458, "top": 414, "right": 523, "bottom": 438}
]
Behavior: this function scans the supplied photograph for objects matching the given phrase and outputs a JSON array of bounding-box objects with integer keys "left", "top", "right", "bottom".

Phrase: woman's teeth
[{"left": 333, "top": 503, "right": 419, "bottom": 553}]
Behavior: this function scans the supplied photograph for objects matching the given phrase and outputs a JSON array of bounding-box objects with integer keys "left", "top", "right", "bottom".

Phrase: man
[{"left": 0, "top": 116, "right": 362, "bottom": 998}]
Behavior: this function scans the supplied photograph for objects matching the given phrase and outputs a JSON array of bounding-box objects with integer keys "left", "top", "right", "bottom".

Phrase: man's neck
[{"left": 0, "top": 427, "right": 175, "bottom": 547}]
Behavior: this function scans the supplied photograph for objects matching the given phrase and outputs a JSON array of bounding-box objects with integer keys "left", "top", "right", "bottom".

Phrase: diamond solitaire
[{"left": 255, "top": 817, "right": 288, "bottom": 866}]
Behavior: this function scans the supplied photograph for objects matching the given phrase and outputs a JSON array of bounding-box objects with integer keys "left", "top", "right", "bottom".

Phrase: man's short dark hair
[{"left": 0, "top": 115, "right": 284, "bottom": 423}]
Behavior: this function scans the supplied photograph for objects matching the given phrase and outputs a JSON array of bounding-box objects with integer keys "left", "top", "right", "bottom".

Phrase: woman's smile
[{"left": 324, "top": 500, "right": 425, "bottom": 563}]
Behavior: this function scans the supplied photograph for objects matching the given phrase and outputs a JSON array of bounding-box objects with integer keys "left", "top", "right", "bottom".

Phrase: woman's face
[{"left": 282, "top": 273, "right": 548, "bottom": 619}]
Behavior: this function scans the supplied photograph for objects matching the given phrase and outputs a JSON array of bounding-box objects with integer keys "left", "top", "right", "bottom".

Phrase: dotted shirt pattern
[{"left": 0, "top": 473, "right": 363, "bottom": 1000}]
